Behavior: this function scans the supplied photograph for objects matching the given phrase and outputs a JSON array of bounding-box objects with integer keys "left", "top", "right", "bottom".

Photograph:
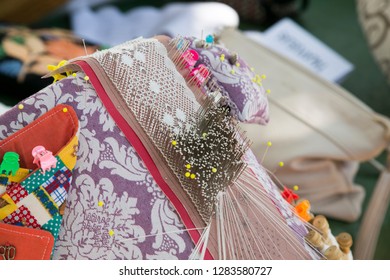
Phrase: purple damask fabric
[
  {"left": 0, "top": 74, "right": 194, "bottom": 260},
  {"left": 186, "top": 37, "right": 270, "bottom": 125}
]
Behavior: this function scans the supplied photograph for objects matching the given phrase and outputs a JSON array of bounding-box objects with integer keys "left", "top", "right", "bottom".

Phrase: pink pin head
[
  {"left": 181, "top": 49, "right": 199, "bottom": 69},
  {"left": 190, "top": 64, "right": 210, "bottom": 86}
]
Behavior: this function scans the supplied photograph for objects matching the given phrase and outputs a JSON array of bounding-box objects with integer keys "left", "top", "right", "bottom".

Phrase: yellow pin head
[
  {"left": 293, "top": 185, "right": 299, "bottom": 191},
  {"left": 279, "top": 161, "right": 284, "bottom": 167},
  {"left": 186, "top": 164, "right": 191, "bottom": 169},
  {"left": 185, "top": 172, "right": 191, "bottom": 178},
  {"left": 267, "top": 141, "right": 272, "bottom": 147},
  {"left": 190, "top": 174, "right": 196, "bottom": 179},
  {"left": 171, "top": 140, "right": 177, "bottom": 146}
]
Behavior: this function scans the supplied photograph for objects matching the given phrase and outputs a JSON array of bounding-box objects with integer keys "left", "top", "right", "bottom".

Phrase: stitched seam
[
  {"left": 0, "top": 107, "right": 76, "bottom": 150},
  {"left": 0, "top": 227, "right": 51, "bottom": 260}
]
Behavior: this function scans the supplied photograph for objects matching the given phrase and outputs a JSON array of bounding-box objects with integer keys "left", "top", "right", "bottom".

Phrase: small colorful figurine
[
  {"left": 294, "top": 199, "right": 313, "bottom": 222},
  {"left": 181, "top": 49, "right": 199, "bottom": 69},
  {"left": 0, "top": 152, "right": 20, "bottom": 176},
  {"left": 32, "top": 146, "right": 57, "bottom": 173},
  {"left": 281, "top": 186, "right": 299, "bottom": 204},
  {"left": 190, "top": 64, "right": 210, "bottom": 87}
]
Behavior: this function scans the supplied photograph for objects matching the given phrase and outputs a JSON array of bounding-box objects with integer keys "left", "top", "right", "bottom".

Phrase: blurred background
[{"left": 0, "top": 0, "right": 389, "bottom": 259}]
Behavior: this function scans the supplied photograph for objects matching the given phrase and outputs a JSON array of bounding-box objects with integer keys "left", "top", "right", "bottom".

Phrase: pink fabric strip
[{"left": 75, "top": 60, "right": 213, "bottom": 260}]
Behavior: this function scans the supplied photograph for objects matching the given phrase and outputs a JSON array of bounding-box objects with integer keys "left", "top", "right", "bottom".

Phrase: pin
[
  {"left": 195, "top": 39, "right": 206, "bottom": 48},
  {"left": 82, "top": 39, "right": 89, "bottom": 56},
  {"left": 180, "top": 49, "right": 199, "bottom": 69},
  {"left": 272, "top": 161, "right": 284, "bottom": 173},
  {"left": 281, "top": 186, "right": 299, "bottom": 204},
  {"left": 252, "top": 74, "right": 262, "bottom": 85},
  {"left": 169, "top": 37, "right": 190, "bottom": 66},
  {"left": 205, "top": 34, "right": 214, "bottom": 44},
  {"left": 189, "top": 64, "right": 210, "bottom": 88},
  {"left": 260, "top": 141, "right": 272, "bottom": 164},
  {"left": 18, "top": 103, "right": 26, "bottom": 125}
]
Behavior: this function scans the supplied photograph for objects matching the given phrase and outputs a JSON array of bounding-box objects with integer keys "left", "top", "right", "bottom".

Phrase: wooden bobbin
[
  {"left": 336, "top": 232, "right": 353, "bottom": 254},
  {"left": 305, "top": 230, "right": 325, "bottom": 251},
  {"left": 312, "top": 215, "right": 332, "bottom": 245},
  {"left": 324, "top": 245, "right": 348, "bottom": 260}
]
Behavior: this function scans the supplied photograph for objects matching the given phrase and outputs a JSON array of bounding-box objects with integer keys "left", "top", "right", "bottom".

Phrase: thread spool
[
  {"left": 305, "top": 230, "right": 326, "bottom": 251},
  {"left": 336, "top": 232, "right": 353, "bottom": 254},
  {"left": 324, "top": 245, "right": 348, "bottom": 260},
  {"left": 312, "top": 215, "right": 332, "bottom": 245}
]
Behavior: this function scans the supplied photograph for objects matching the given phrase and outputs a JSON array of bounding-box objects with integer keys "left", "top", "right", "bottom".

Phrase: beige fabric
[
  {"left": 357, "top": 0, "right": 390, "bottom": 84},
  {"left": 219, "top": 28, "right": 390, "bottom": 222},
  {"left": 355, "top": 163, "right": 390, "bottom": 259}
]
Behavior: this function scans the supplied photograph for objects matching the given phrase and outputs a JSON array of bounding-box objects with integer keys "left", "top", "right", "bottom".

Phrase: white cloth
[
  {"left": 0, "top": 103, "right": 11, "bottom": 115},
  {"left": 71, "top": 2, "right": 239, "bottom": 46}
]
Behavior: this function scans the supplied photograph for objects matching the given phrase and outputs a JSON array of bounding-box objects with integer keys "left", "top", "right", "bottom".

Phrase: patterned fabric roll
[{"left": 357, "top": 0, "right": 390, "bottom": 85}]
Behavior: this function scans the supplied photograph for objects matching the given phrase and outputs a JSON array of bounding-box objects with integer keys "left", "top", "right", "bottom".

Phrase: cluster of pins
[
  {"left": 169, "top": 36, "right": 214, "bottom": 99},
  {"left": 169, "top": 37, "right": 191, "bottom": 67},
  {"left": 249, "top": 67, "right": 271, "bottom": 94},
  {"left": 167, "top": 94, "right": 251, "bottom": 222}
]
